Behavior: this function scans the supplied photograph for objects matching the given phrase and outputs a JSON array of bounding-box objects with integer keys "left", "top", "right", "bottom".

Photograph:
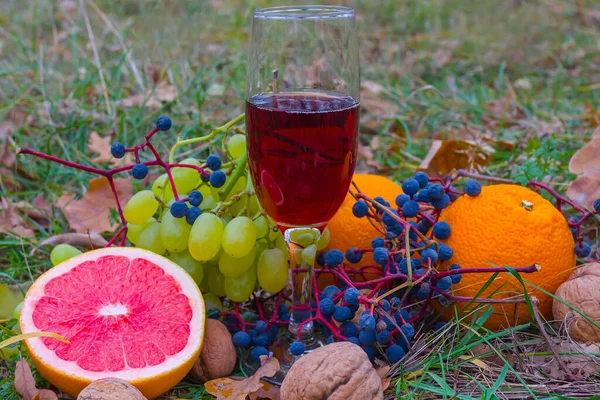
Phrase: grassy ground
[{"left": 1, "top": 0, "right": 599, "bottom": 398}]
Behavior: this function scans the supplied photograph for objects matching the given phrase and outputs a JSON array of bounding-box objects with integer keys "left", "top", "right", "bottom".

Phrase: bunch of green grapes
[{"left": 118, "top": 133, "right": 331, "bottom": 306}]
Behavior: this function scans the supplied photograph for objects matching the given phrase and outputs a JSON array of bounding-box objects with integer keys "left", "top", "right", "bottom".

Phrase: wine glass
[{"left": 245, "top": 5, "right": 360, "bottom": 372}]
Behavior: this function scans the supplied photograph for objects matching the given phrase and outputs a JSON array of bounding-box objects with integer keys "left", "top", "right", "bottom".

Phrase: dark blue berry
[
  {"left": 333, "top": 306, "right": 352, "bottom": 322},
  {"left": 232, "top": 331, "right": 251, "bottom": 348},
  {"left": 429, "top": 184, "right": 445, "bottom": 199},
  {"left": 421, "top": 248, "right": 438, "bottom": 265},
  {"left": 435, "top": 321, "right": 447, "bottom": 331},
  {"left": 326, "top": 335, "right": 335, "bottom": 344},
  {"left": 438, "top": 243, "right": 454, "bottom": 261},
  {"left": 156, "top": 115, "right": 172, "bottom": 131},
  {"left": 416, "top": 283, "right": 431, "bottom": 300},
  {"left": 575, "top": 242, "right": 592, "bottom": 258},
  {"left": 448, "top": 186, "right": 459, "bottom": 202},
  {"left": 416, "top": 189, "right": 431, "bottom": 203},
  {"left": 250, "top": 346, "right": 268, "bottom": 361},
  {"left": 395, "top": 194, "right": 411, "bottom": 208},
  {"left": 110, "top": 142, "right": 125, "bottom": 158},
  {"left": 376, "top": 330, "right": 391, "bottom": 345},
  {"left": 207, "top": 154, "right": 222, "bottom": 170},
  {"left": 188, "top": 190, "right": 203, "bottom": 206},
  {"left": 371, "top": 237, "right": 385, "bottom": 249},
  {"left": 321, "top": 285, "right": 341, "bottom": 300},
  {"left": 289, "top": 341, "right": 305, "bottom": 356},
  {"left": 386, "top": 344, "right": 405, "bottom": 363},
  {"left": 344, "top": 287, "right": 360, "bottom": 306},
  {"left": 316, "top": 251, "right": 326, "bottom": 267},
  {"left": 253, "top": 333, "right": 269, "bottom": 347},
  {"left": 362, "top": 345, "right": 376, "bottom": 361},
  {"left": 449, "top": 264, "right": 462, "bottom": 284},
  {"left": 201, "top": 174, "right": 210, "bottom": 183},
  {"left": 278, "top": 303, "right": 289, "bottom": 316},
  {"left": 255, "top": 320, "right": 267, "bottom": 333},
  {"left": 185, "top": 206, "right": 202, "bottom": 225},
  {"left": 382, "top": 211, "right": 399, "bottom": 227},
  {"left": 465, "top": 179, "right": 482, "bottom": 197},
  {"left": 414, "top": 171, "right": 429, "bottom": 188},
  {"left": 431, "top": 194, "right": 451, "bottom": 210},
  {"left": 401, "top": 323, "right": 415, "bottom": 339},
  {"left": 209, "top": 170, "right": 226, "bottom": 188},
  {"left": 132, "top": 163, "right": 148, "bottom": 180},
  {"left": 433, "top": 221, "right": 451, "bottom": 240},
  {"left": 359, "top": 328, "right": 376, "bottom": 345},
  {"left": 373, "top": 247, "right": 389, "bottom": 266},
  {"left": 379, "top": 299, "right": 391, "bottom": 311},
  {"left": 358, "top": 314, "right": 376, "bottom": 330},
  {"left": 280, "top": 313, "right": 290, "bottom": 321},
  {"left": 325, "top": 249, "right": 344, "bottom": 268},
  {"left": 340, "top": 321, "right": 359, "bottom": 337},
  {"left": 402, "top": 200, "right": 420, "bottom": 218},
  {"left": 348, "top": 337, "right": 360, "bottom": 345},
  {"left": 319, "top": 298, "right": 335, "bottom": 316},
  {"left": 170, "top": 201, "right": 189, "bottom": 218},
  {"left": 594, "top": 198, "right": 600, "bottom": 212},
  {"left": 436, "top": 276, "right": 453, "bottom": 291},
  {"left": 352, "top": 200, "right": 369, "bottom": 218},
  {"left": 374, "top": 196, "right": 389, "bottom": 207},
  {"left": 345, "top": 248, "right": 363, "bottom": 264},
  {"left": 402, "top": 178, "right": 420, "bottom": 196}
]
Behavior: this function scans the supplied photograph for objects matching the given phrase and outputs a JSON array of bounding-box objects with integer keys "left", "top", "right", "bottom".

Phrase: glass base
[{"left": 242, "top": 331, "right": 323, "bottom": 385}]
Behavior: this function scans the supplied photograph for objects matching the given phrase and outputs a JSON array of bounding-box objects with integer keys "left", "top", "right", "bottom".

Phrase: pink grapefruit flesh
[{"left": 20, "top": 247, "right": 205, "bottom": 399}]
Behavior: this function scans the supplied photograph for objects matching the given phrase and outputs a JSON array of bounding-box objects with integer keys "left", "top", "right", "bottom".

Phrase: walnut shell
[
  {"left": 280, "top": 341, "right": 383, "bottom": 400},
  {"left": 188, "top": 318, "right": 236, "bottom": 382},
  {"left": 553, "top": 262, "right": 600, "bottom": 343},
  {"left": 77, "top": 378, "right": 146, "bottom": 400}
]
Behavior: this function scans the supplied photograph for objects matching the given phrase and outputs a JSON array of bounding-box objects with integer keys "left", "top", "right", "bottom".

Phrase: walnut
[
  {"left": 280, "top": 341, "right": 383, "bottom": 400},
  {"left": 553, "top": 262, "right": 600, "bottom": 343},
  {"left": 188, "top": 318, "right": 236, "bottom": 382},
  {"left": 77, "top": 378, "right": 146, "bottom": 400}
]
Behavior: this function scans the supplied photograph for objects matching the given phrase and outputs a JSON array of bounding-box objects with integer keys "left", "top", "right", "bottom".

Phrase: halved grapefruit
[{"left": 20, "top": 247, "right": 205, "bottom": 399}]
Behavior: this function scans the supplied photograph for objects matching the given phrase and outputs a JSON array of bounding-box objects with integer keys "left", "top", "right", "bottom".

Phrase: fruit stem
[{"left": 219, "top": 151, "right": 248, "bottom": 201}]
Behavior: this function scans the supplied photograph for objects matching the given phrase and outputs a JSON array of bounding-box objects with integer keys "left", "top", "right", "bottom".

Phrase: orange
[
  {"left": 435, "top": 184, "right": 576, "bottom": 330},
  {"left": 20, "top": 247, "right": 205, "bottom": 399},
  {"left": 321, "top": 174, "right": 403, "bottom": 288}
]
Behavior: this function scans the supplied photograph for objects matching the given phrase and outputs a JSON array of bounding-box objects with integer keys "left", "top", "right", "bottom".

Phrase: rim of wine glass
[{"left": 253, "top": 5, "right": 354, "bottom": 20}]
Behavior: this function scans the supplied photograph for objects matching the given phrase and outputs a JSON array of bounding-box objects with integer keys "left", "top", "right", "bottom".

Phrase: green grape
[
  {"left": 124, "top": 190, "right": 159, "bottom": 225},
  {"left": 253, "top": 215, "right": 269, "bottom": 239},
  {"left": 224, "top": 265, "right": 257, "bottom": 302},
  {"left": 247, "top": 195, "right": 261, "bottom": 215},
  {"left": 188, "top": 213, "right": 224, "bottom": 261},
  {"left": 172, "top": 157, "right": 202, "bottom": 194},
  {"left": 219, "top": 245, "right": 256, "bottom": 278},
  {"left": 127, "top": 218, "right": 156, "bottom": 244},
  {"left": 226, "top": 177, "right": 249, "bottom": 216},
  {"left": 203, "top": 292, "right": 223, "bottom": 312},
  {"left": 292, "top": 247, "right": 303, "bottom": 264},
  {"left": 257, "top": 248, "right": 288, "bottom": 293},
  {"left": 317, "top": 227, "right": 331, "bottom": 250},
  {"left": 168, "top": 250, "right": 204, "bottom": 286},
  {"left": 294, "top": 233, "right": 317, "bottom": 248},
  {"left": 201, "top": 195, "right": 217, "bottom": 212},
  {"left": 301, "top": 244, "right": 317, "bottom": 265},
  {"left": 152, "top": 174, "right": 174, "bottom": 202},
  {"left": 274, "top": 231, "right": 289, "bottom": 260},
  {"left": 160, "top": 212, "right": 192, "bottom": 253},
  {"left": 255, "top": 239, "right": 268, "bottom": 260},
  {"left": 50, "top": 244, "right": 82, "bottom": 266},
  {"left": 137, "top": 221, "right": 166, "bottom": 255},
  {"left": 227, "top": 134, "right": 247, "bottom": 159},
  {"left": 0, "top": 284, "right": 23, "bottom": 320},
  {"left": 222, "top": 216, "right": 256, "bottom": 258},
  {"left": 13, "top": 301, "right": 23, "bottom": 319},
  {"left": 206, "top": 264, "right": 226, "bottom": 297}
]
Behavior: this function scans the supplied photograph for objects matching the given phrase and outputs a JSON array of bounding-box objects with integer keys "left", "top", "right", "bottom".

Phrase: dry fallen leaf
[
  {"left": 14, "top": 359, "right": 39, "bottom": 400},
  {"left": 118, "top": 82, "right": 177, "bottom": 109},
  {"left": 57, "top": 177, "right": 132, "bottom": 234},
  {"left": 248, "top": 381, "right": 280, "bottom": 400},
  {"left": 360, "top": 81, "right": 399, "bottom": 118},
  {"left": 419, "top": 139, "right": 494, "bottom": 176},
  {"left": 30, "top": 233, "right": 108, "bottom": 256},
  {"left": 0, "top": 198, "right": 35, "bottom": 238},
  {"left": 205, "top": 355, "right": 280, "bottom": 400},
  {"left": 482, "top": 93, "right": 527, "bottom": 127},
  {"left": 35, "top": 390, "right": 59, "bottom": 400},
  {"left": 88, "top": 131, "right": 132, "bottom": 167},
  {"left": 567, "top": 127, "right": 600, "bottom": 208}
]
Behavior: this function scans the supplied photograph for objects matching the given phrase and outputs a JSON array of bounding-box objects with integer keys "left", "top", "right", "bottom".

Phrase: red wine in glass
[{"left": 246, "top": 90, "right": 360, "bottom": 230}]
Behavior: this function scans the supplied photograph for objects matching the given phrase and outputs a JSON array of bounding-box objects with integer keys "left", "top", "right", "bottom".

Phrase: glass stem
[{"left": 284, "top": 227, "right": 321, "bottom": 346}]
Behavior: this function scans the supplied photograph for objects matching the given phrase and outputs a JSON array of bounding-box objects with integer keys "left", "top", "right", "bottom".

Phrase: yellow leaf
[
  {"left": 458, "top": 354, "right": 492, "bottom": 372},
  {"left": 0, "top": 331, "right": 69, "bottom": 349}
]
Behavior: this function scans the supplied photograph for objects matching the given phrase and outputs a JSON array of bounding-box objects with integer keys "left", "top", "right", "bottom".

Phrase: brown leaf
[
  {"left": 118, "top": 82, "right": 177, "bottom": 109},
  {"left": 0, "top": 198, "right": 35, "bottom": 238},
  {"left": 34, "top": 389, "right": 58, "bottom": 400},
  {"left": 205, "top": 355, "right": 280, "bottom": 400},
  {"left": 482, "top": 94, "right": 527, "bottom": 127},
  {"left": 87, "top": 131, "right": 132, "bottom": 167},
  {"left": 30, "top": 233, "right": 108, "bottom": 256},
  {"left": 57, "top": 177, "right": 132, "bottom": 234},
  {"left": 419, "top": 139, "right": 494, "bottom": 176},
  {"left": 248, "top": 382, "right": 280, "bottom": 400},
  {"left": 360, "top": 82, "right": 399, "bottom": 118},
  {"left": 14, "top": 359, "right": 39, "bottom": 400},
  {"left": 567, "top": 127, "right": 600, "bottom": 208}
]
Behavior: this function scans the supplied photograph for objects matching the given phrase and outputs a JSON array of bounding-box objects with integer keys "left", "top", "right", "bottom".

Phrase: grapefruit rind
[{"left": 20, "top": 247, "right": 205, "bottom": 398}]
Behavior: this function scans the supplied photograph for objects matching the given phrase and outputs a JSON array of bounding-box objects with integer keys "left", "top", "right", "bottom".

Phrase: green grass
[{"left": 1, "top": 0, "right": 599, "bottom": 398}]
